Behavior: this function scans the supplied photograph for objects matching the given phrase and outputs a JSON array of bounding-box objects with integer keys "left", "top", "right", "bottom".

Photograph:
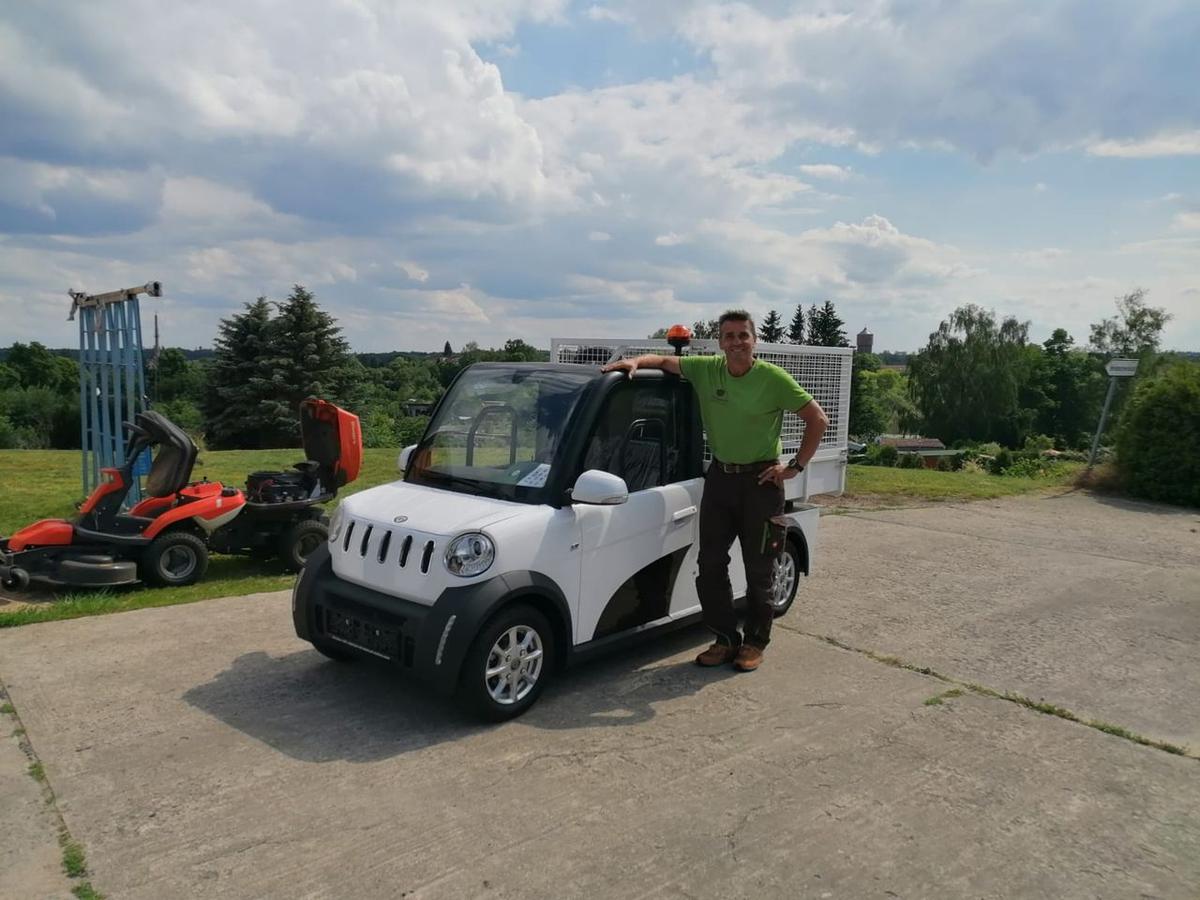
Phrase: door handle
[{"left": 672, "top": 506, "right": 698, "bottom": 522}]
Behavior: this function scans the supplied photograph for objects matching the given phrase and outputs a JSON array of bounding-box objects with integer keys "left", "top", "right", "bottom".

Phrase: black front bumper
[{"left": 294, "top": 545, "right": 573, "bottom": 695}]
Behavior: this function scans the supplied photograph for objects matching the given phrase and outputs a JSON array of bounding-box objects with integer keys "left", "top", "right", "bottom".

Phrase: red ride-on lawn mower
[
  {"left": 0, "top": 411, "right": 245, "bottom": 591},
  {"left": 0, "top": 399, "right": 362, "bottom": 592},
  {"left": 204, "top": 399, "right": 361, "bottom": 571}
]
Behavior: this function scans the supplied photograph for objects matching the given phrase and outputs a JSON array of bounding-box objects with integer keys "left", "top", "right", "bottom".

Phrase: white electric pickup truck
[{"left": 294, "top": 351, "right": 846, "bottom": 721}]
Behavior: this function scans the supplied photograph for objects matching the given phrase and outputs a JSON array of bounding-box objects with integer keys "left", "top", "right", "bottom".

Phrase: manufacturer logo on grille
[{"left": 393, "top": 515, "right": 408, "bottom": 523}]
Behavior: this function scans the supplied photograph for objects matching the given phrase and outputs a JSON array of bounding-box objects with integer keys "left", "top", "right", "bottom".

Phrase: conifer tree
[
  {"left": 258, "top": 285, "right": 357, "bottom": 447},
  {"left": 788, "top": 304, "right": 805, "bottom": 343},
  {"left": 203, "top": 298, "right": 276, "bottom": 449},
  {"left": 758, "top": 309, "right": 784, "bottom": 343},
  {"left": 808, "top": 300, "right": 849, "bottom": 347}
]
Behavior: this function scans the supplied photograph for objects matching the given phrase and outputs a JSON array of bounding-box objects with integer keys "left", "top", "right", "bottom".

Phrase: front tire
[
  {"left": 458, "top": 604, "right": 554, "bottom": 722},
  {"left": 142, "top": 531, "right": 209, "bottom": 587},
  {"left": 279, "top": 519, "right": 328, "bottom": 572},
  {"left": 769, "top": 539, "right": 801, "bottom": 617}
]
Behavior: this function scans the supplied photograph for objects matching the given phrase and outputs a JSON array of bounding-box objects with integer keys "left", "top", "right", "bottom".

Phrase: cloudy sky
[{"left": 2, "top": 1, "right": 1198, "bottom": 353}]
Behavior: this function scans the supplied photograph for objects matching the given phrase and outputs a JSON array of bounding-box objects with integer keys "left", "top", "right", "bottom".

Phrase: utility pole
[{"left": 1087, "top": 357, "right": 1139, "bottom": 468}]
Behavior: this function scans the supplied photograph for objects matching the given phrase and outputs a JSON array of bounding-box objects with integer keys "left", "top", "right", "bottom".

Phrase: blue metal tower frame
[{"left": 69, "top": 282, "right": 160, "bottom": 504}]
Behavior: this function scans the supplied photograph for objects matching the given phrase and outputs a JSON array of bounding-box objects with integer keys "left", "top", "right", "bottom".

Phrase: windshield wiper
[{"left": 416, "top": 470, "right": 488, "bottom": 495}]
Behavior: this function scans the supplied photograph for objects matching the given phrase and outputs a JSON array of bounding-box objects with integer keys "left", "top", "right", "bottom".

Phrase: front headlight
[
  {"left": 327, "top": 506, "right": 345, "bottom": 544},
  {"left": 444, "top": 532, "right": 495, "bottom": 577}
]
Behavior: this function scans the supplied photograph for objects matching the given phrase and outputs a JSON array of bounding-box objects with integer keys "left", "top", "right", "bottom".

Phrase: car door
[{"left": 573, "top": 376, "right": 704, "bottom": 644}]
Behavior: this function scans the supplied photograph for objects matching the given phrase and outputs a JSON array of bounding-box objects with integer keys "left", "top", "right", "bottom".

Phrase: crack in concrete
[
  {"left": 838, "top": 510, "right": 1199, "bottom": 571},
  {"left": 784, "top": 629, "right": 1200, "bottom": 762},
  {"left": 0, "top": 676, "right": 103, "bottom": 898}
]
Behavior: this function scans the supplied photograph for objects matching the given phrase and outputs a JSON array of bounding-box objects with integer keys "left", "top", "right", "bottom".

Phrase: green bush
[
  {"left": 864, "top": 444, "right": 899, "bottom": 467},
  {"left": 1001, "top": 457, "right": 1061, "bottom": 478},
  {"left": 1114, "top": 362, "right": 1200, "bottom": 507},
  {"left": 896, "top": 452, "right": 924, "bottom": 469},
  {"left": 0, "top": 414, "right": 17, "bottom": 449},
  {"left": 989, "top": 448, "right": 1013, "bottom": 474},
  {"left": 154, "top": 399, "right": 205, "bottom": 439},
  {"left": 1023, "top": 433, "right": 1055, "bottom": 453}
]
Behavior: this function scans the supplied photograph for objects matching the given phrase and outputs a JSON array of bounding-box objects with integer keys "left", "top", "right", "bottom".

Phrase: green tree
[
  {"left": 4, "top": 342, "right": 77, "bottom": 394},
  {"left": 1029, "top": 330, "right": 1107, "bottom": 448},
  {"left": 443, "top": 340, "right": 453, "bottom": 357},
  {"left": 808, "top": 301, "right": 849, "bottom": 347},
  {"left": 501, "top": 338, "right": 545, "bottom": 362},
  {"left": 758, "top": 310, "right": 784, "bottom": 343},
  {"left": 691, "top": 319, "right": 720, "bottom": 340},
  {"left": 1115, "top": 361, "right": 1200, "bottom": 507},
  {"left": 152, "top": 348, "right": 206, "bottom": 404},
  {"left": 906, "top": 305, "right": 1031, "bottom": 446},
  {"left": 202, "top": 297, "right": 277, "bottom": 449},
  {"left": 257, "top": 285, "right": 358, "bottom": 447},
  {"left": 1088, "top": 288, "right": 1171, "bottom": 357},
  {"left": 0, "top": 362, "right": 18, "bottom": 390},
  {"left": 787, "top": 304, "right": 805, "bottom": 343}
]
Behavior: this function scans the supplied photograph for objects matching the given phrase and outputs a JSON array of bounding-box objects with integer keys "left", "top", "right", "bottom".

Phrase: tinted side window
[{"left": 582, "top": 381, "right": 697, "bottom": 491}]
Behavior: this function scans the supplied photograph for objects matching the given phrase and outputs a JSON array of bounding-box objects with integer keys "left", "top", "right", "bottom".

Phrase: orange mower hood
[{"left": 299, "top": 399, "right": 363, "bottom": 489}]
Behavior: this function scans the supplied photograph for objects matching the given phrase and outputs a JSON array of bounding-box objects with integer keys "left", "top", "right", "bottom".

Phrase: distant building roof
[{"left": 880, "top": 436, "right": 946, "bottom": 451}]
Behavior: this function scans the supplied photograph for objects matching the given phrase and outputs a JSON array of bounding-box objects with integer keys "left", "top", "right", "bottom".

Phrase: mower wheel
[
  {"left": 279, "top": 519, "right": 328, "bottom": 572},
  {"left": 142, "top": 531, "right": 209, "bottom": 587},
  {"left": 2, "top": 567, "right": 30, "bottom": 592}
]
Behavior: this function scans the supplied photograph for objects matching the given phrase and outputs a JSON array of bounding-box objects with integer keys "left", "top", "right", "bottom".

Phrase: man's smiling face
[{"left": 718, "top": 318, "right": 756, "bottom": 368}]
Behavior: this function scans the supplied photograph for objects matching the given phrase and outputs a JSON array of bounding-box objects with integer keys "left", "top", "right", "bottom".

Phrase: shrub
[
  {"left": 1114, "top": 362, "right": 1200, "bottom": 507},
  {"left": 0, "top": 414, "right": 17, "bottom": 449},
  {"left": 875, "top": 444, "right": 899, "bottom": 467},
  {"left": 1023, "top": 433, "right": 1055, "bottom": 453},
  {"left": 896, "top": 452, "right": 924, "bottom": 469},
  {"left": 1002, "top": 457, "right": 1061, "bottom": 478},
  {"left": 989, "top": 448, "right": 1013, "bottom": 474},
  {"left": 154, "top": 399, "right": 205, "bottom": 440},
  {"left": 362, "top": 409, "right": 399, "bottom": 449}
]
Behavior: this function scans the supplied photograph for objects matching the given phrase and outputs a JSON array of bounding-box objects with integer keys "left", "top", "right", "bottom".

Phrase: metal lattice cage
[{"left": 550, "top": 338, "right": 852, "bottom": 460}]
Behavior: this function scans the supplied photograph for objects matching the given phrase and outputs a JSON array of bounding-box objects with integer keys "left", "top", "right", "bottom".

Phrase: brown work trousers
[{"left": 696, "top": 462, "right": 786, "bottom": 649}]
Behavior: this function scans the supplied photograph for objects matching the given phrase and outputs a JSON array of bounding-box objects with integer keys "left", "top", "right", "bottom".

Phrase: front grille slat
[{"left": 340, "top": 518, "right": 434, "bottom": 576}]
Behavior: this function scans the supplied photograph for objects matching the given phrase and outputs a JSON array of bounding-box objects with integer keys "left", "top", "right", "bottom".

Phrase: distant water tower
[{"left": 857, "top": 327, "right": 874, "bottom": 354}]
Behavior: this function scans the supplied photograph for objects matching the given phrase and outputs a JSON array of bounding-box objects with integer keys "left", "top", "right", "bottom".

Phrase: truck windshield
[{"left": 407, "top": 365, "right": 595, "bottom": 503}]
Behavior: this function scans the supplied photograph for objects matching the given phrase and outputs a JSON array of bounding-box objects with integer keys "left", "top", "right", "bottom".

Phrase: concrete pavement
[{"left": 1, "top": 490, "right": 1197, "bottom": 898}]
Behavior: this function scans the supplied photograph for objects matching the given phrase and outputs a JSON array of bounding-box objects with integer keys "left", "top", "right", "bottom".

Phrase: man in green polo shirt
[{"left": 602, "top": 310, "right": 829, "bottom": 671}]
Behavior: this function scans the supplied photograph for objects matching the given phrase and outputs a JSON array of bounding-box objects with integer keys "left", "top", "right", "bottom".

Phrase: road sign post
[{"left": 1088, "top": 358, "right": 1140, "bottom": 468}]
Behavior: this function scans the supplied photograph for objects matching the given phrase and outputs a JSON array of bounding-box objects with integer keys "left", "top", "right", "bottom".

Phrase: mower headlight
[
  {"left": 444, "top": 532, "right": 495, "bottom": 578},
  {"left": 327, "top": 506, "right": 345, "bottom": 544}
]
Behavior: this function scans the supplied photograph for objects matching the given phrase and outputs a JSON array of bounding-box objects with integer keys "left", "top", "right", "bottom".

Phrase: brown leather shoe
[
  {"left": 695, "top": 642, "right": 738, "bottom": 667},
  {"left": 733, "top": 644, "right": 764, "bottom": 672}
]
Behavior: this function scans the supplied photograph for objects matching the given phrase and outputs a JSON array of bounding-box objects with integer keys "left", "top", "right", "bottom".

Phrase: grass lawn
[
  {"left": 839, "top": 462, "right": 1086, "bottom": 506},
  {"left": 1, "top": 447, "right": 1084, "bottom": 626}
]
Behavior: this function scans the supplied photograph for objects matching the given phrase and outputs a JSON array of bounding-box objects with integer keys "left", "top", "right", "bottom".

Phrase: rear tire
[
  {"left": 458, "top": 604, "right": 554, "bottom": 722},
  {"left": 279, "top": 519, "right": 328, "bottom": 572},
  {"left": 769, "top": 539, "right": 802, "bottom": 617},
  {"left": 142, "top": 531, "right": 209, "bottom": 587}
]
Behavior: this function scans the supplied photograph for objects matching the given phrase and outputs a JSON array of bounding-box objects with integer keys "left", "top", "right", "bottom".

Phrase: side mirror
[
  {"left": 398, "top": 444, "right": 417, "bottom": 473},
  {"left": 569, "top": 469, "right": 629, "bottom": 505}
]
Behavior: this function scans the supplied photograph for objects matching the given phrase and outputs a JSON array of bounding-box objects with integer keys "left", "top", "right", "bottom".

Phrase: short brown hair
[{"left": 718, "top": 309, "right": 755, "bottom": 335}]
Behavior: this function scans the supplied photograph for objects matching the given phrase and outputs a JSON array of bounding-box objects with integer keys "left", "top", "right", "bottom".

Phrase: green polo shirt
[{"left": 678, "top": 355, "right": 814, "bottom": 464}]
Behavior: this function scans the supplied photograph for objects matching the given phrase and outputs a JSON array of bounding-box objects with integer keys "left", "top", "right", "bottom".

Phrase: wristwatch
[{"left": 786, "top": 458, "right": 805, "bottom": 473}]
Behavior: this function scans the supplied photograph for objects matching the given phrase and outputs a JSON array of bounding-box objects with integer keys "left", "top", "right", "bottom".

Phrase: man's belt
[{"left": 711, "top": 459, "right": 776, "bottom": 474}]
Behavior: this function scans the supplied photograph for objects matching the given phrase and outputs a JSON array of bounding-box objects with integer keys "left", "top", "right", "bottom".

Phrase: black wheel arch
[
  {"left": 785, "top": 524, "right": 810, "bottom": 576},
  {"left": 430, "top": 571, "right": 572, "bottom": 689}
]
